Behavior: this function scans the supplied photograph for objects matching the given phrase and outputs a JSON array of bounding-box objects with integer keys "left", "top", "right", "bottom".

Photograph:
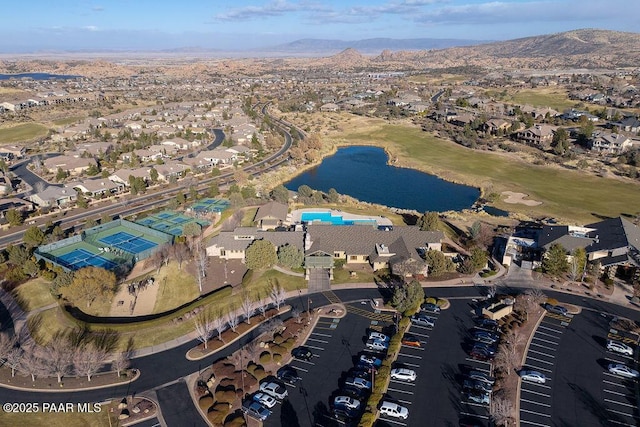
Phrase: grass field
[
  {"left": 241, "top": 207, "right": 258, "bottom": 226},
  {"left": 12, "top": 278, "right": 57, "bottom": 312},
  {"left": 52, "top": 116, "right": 82, "bottom": 126},
  {"left": 0, "top": 123, "right": 48, "bottom": 144},
  {"left": 508, "top": 89, "right": 577, "bottom": 112},
  {"left": 151, "top": 261, "right": 199, "bottom": 313},
  {"left": 337, "top": 122, "right": 640, "bottom": 224},
  {"left": 0, "top": 411, "right": 114, "bottom": 427}
]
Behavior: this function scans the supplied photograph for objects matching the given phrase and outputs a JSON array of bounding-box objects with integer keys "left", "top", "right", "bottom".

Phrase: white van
[{"left": 379, "top": 401, "right": 409, "bottom": 420}]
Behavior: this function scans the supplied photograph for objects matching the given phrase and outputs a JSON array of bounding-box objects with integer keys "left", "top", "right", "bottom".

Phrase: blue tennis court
[
  {"left": 99, "top": 231, "right": 158, "bottom": 254},
  {"left": 170, "top": 216, "right": 191, "bottom": 224},
  {"left": 57, "top": 248, "right": 117, "bottom": 270}
]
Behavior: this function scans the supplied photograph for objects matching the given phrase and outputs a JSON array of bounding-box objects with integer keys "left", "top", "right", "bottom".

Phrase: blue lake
[
  {"left": 0, "top": 73, "right": 81, "bottom": 80},
  {"left": 285, "top": 146, "right": 481, "bottom": 212}
]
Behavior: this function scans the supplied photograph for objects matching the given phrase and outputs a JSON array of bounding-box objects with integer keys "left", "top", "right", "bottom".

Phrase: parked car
[
  {"left": 277, "top": 365, "right": 301, "bottom": 384},
  {"left": 332, "top": 406, "right": 360, "bottom": 422},
  {"left": 379, "top": 401, "right": 409, "bottom": 420},
  {"left": 341, "top": 385, "right": 369, "bottom": 400},
  {"left": 467, "top": 370, "right": 495, "bottom": 385},
  {"left": 345, "top": 376, "right": 372, "bottom": 390},
  {"left": 333, "top": 396, "right": 361, "bottom": 411},
  {"left": 242, "top": 400, "right": 271, "bottom": 421},
  {"left": 607, "top": 340, "right": 634, "bottom": 356},
  {"left": 459, "top": 415, "right": 487, "bottom": 427},
  {"left": 292, "top": 346, "right": 313, "bottom": 361},
  {"left": 608, "top": 363, "right": 640, "bottom": 379},
  {"left": 368, "top": 332, "right": 390, "bottom": 343},
  {"left": 411, "top": 313, "right": 436, "bottom": 328},
  {"left": 472, "top": 342, "right": 498, "bottom": 356},
  {"left": 349, "top": 367, "right": 373, "bottom": 380},
  {"left": 401, "top": 335, "right": 422, "bottom": 347},
  {"left": 421, "top": 302, "right": 441, "bottom": 313},
  {"left": 474, "top": 317, "right": 499, "bottom": 330},
  {"left": 365, "top": 339, "right": 389, "bottom": 352},
  {"left": 472, "top": 330, "right": 500, "bottom": 344},
  {"left": 252, "top": 392, "right": 277, "bottom": 409},
  {"left": 462, "top": 390, "right": 490, "bottom": 406},
  {"left": 463, "top": 379, "right": 493, "bottom": 394},
  {"left": 519, "top": 370, "right": 546, "bottom": 384},
  {"left": 469, "top": 348, "right": 493, "bottom": 361},
  {"left": 359, "top": 354, "right": 383, "bottom": 368},
  {"left": 259, "top": 382, "right": 288, "bottom": 400},
  {"left": 544, "top": 303, "right": 568, "bottom": 316},
  {"left": 390, "top": 368, "right": 417, "bottom": 382}
]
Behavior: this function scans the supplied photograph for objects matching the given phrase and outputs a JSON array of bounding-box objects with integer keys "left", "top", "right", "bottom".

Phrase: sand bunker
[{"left": 501, "top": 191, "right": 542, "bottom": 206}]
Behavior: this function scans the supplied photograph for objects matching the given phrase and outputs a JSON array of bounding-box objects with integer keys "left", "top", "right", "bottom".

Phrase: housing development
[{"left": 0, "top": 24, "right": 639, "bottom": 427}]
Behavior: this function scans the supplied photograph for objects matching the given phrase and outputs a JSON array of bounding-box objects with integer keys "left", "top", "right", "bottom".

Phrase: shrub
[
  {"left": 436, "top": 298, "right": 447, "bottom": 307},
  {"left": 272, "top": 353, "right": 283, "bottom": 364},
  {"left": 198, "top": 395, "right": 214, "bottom": 411},
  {"left": 281, "top": 338, "right": 296, "bottom": 351},
  {"left": 224, "top": 414, "right": 246, "bottom": 427},
  {"left": 259, "top": 351, "right": 272, "bottom": 364},
  {"left": 425, "top": 297, "right": 437, "bottom": 305},
  {"left": 603, "top": 278, "right": 614, "bottom": 288},
  {"left": 273, "top": 334, "right": 285, "bottom": 345},
  {"left": 546, "top": 297, "right": 559, "bottom": 306},
  {"left": 214, "top": 389, "right": 236, "bottom": 404},
  {"left": 250, "top": 366, "right": 266, "bottom": 382},
  {"left": 207, "top": 402, "right": 230, "bottom": 425},
  {"left": 271, "top": 344, "right": 287, "bottom": 354},
  {"left": 360, "top": 411, "right": 377, "bottom": 427}
]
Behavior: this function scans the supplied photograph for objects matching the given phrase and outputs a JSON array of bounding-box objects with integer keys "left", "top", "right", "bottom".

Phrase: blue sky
[{"left": 2, "top": 0, "right": 639, "bottom": 52}]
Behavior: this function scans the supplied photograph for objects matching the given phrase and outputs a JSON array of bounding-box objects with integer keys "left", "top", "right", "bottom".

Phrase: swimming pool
[{"left": 300, "top": 212, "right": 377, "bottom": 226}]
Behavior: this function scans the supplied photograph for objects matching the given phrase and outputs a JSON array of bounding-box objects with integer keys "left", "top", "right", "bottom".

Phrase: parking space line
[
  {"left": 529, "top": 342, "right": 557, "bottom": 352},
  {"left": 523, "top": 365, "right": 552, "bottom": 373},
  {"left": 528, "top": 349, "right": 555, "bottom": 358},
  {"left": 521, "top": 398, "right": 551, "bottom": 408},
  {"left": 398, "top": 353, "right": 422, "bottom": 359},
  {"left": 605, "top": 399, "right": 638, "bottom": 409},
  {"left": 398, "top": 399, "right": 412, "bottom": 405},
  {"left": 538, "top": 324, "right": 562, "bottom": 334},
  {"left": 407, "top": 331, "right": 430, "bottom": 338},
  {"left": 520, "top": 408, "right": 552, "bottom": 417},
  {"left": 605, "top": 356, "right": 635, "bottom": 365},
  {"left": 390, "top": 380, "right": 416, "bottom": 387},
  {"left": 307, "top": 338, "right": 329, "bottom": 344},
  {"left": 465, "top": 358, "right": 492, "bottom": 367},
  {"left": 603, "top": 372, "right": 637, "bottom": 381},
  {"left": 531, "top": 336, "right": 560, "bottom": 346},
  {"left": 311, "top": 332, "right": 332, "bottom": 337},
  {"left": 607, "top": 419, "right": 638, "bottom": 427},
  {"left": 460, "top": 412, "right": 489, "bottom": 420},
  {"left": 409, "top": 324, "right": 433, "bottom": 331},
  {"left": 604, "top": 389, "right": 634, "bottom": 398},
  {"left": 306, "top": 345, "right": 324, "bottom": 351},
  {"left": 522, "top": 382, "right": 551, "bottom": 390},
  {"left": 292, "top": 366, "right": 309, "bottom": 372},
  {"left": 401, "top": 345, "right": 425, "bottom": 351},
  {"left": 397, "top": 362, "right": 420, "bottom": 368},
  {"left": 534, "top": 330, "right": 562, "bottom": 341},
  {"left": 606, "top": 352, "right": 635, "bottom": 361},
  {"left": 378, "top": 417, "right": 407, "bottom": 427},
  {"left": 387, "top": 387, "right": 414, "bottom": 395},
  {"left": 526, "top": 356, "right": 554, "bottom": 366},
  {"left": 462, "top": 401, "right": 489, "bottom": 409},
  {"left": 294, "top": 359, "right": 315, "bottom": 365},
  {"left": 520, "top": 419, "right": 551, "bottom": 427},
  {"left": 607, "top": 408, "right": 640, "bottom": 420},
  {"left": 603, "top": 380, "right": 631, "bottom": 388},
  {"left": 521, "top": 388, "right": 551, "bottom": 398}
]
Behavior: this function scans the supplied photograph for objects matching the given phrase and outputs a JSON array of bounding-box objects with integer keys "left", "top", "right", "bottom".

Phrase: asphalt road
[{"left": 156, "top": 380, "right": 208, "bottom": 427}]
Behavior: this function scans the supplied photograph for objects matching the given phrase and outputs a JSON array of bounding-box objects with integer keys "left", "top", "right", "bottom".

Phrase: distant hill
[{"left": 266, "top": 37, "right": 488, "bottom": 55}]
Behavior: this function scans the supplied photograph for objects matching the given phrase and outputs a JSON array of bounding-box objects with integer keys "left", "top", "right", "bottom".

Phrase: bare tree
[
  {"left": 194, "top": 312, "right": 214, "bottom": 350},
  {"left": 524, "top": 288, "right": 547, "bottom": 313},
  {"left": 244, "top": 340, "right": 260, "bottom": 363},
  {"left": 73, "top": 343, "right": 108, "bottom": 381},
  {"left": 491, "top": 394, "right": 514, "bottom": 426},
  {"left": 292, "top": 307, "right": 302, "bottom": 324},
  {"left": 240, "top": 293, "right": 256, "bottom": 324},
  {"left": 19, "top": 350, "right": 46, "bottom": 382},
  {"left": 226, "top": 311, "right": 239, "bottom": 333},
  {"left": 170, "top": 243, "right": 189, "bottom": 270},
  {"left": 495, "top": 342, "right": 520, "bottom": 377},
  {"left": 270, "top": 284, "right": 287, "bottom": 311},
  {"left": 212, "top": 311, "right": 226, "bottom": 342},
  {"left": 259, "top": 318, "right": 284, "bottom": 342},
  {"left": 193, "top": 239, "right": 209, "bottom": 293},
  {"left": 44, "top": 337, "right": 73, "bottom": 383},
  {"left": 5, "top": 347, "right": 22, "bottom": 377},
  {"left": 569, "top": 256, "right": 582, "bottom": 281},
  {"left": 485, "top": 285, "right": 497, "bottom": 299},
  {"left": 257, "top": 300, "right": 269, "bottom": 319},
  {"left": 112, "top": 351, "right": 131, "bottom": 377},
  {"left": 0, "top": 332, "right": 16, "bottom": 361}
]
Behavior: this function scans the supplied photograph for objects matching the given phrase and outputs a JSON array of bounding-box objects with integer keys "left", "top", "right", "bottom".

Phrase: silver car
[
  {"left": 519, "top": 370, "right": 546, "bottom": 384},
  {"left": 608, "top": 363, "right": 639, "bottom": 379},
  {"left": 607, "top": 340, "right": 634, "bottom": 356}
]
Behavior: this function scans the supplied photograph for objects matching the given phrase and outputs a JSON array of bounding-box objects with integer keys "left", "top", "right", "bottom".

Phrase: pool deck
[{"left": 289, "top": 208, "right": 393, "bottom": 226}]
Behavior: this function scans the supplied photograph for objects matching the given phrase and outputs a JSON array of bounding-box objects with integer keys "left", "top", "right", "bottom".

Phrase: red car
[{"left": 401, "top": 335, "right": 422, "bottom": 347}]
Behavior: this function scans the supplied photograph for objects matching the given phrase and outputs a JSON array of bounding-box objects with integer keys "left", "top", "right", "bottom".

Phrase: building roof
[
  {"left": 586, "top": 217, "right": 640, "bottom": 255},
  {"left": 208, "top": 227, "right": 303, "bottom": 252},
  {"left": 254, "top": 201, "right": 288, "bottom": 222},
  {"left": 537, "top": 225, "right": 596, "bottom": 252}
]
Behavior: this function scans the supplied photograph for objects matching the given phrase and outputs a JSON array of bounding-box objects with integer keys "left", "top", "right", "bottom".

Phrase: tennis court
[
  {"left": 56, "top": 248, "right": 118, "bottom": 270},
  {"left": 136, "top": 210, "right": 210, "bottom": 237},
  {"left": 99, "top": 231, "right": 158, "bottom": 254},
  {"left": 190, "top": 198, "right": 230, "bottom": 214}
]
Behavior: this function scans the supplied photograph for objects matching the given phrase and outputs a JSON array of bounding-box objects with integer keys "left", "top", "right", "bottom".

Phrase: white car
[
  {"left": 333, "top": 396, "right": 361, "bottom": 410},
  {"left": 608, "top": 363, "right": 640, "bottom": 379},
  {"left": 259, "top": 382, "right": 288, "bottom": 400},
  {"left": 607, "top": 340, "right": 634, "bottom": 356},
  {"left": 253, "top": 392, "right": 277, "bottom": 409},
  {"left": 368, "top": 332, "right": 390, "bottom": 343},
  {"left": 390, "top": 368, "right": 417, "bottom": 382},
  {"left": 365, "top": 339, "right": 389, "bottom": 352},
  {"left": 379, "top": 401, "right": 409, "bottom": 420},
  {"left": 519, "top": 370, "right": 546, "bottom": 384}
]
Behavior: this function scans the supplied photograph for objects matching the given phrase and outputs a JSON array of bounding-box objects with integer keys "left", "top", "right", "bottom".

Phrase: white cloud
[{"left": 83, "top": 25, "right": 100, "bottom": 32}]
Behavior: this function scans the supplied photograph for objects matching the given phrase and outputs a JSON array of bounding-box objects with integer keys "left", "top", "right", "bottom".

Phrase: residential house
[
  {"left": 589, "top": 132, "right": 632, "bottom": 155},
  {"left": 28, "top": 186, "right": 77, "bottom": 208},
  {"left": 584, "top": 217, "right": 640, "bottom": 273},
  {"left": 320, "top": 103, "right": 339, "bottom": 112},
  {"left": 43, "top": 155, "right": 96, "bottom": 175},
  {"left": 162, "top": 137, "right": 192, "bottom": 150},
  {"left": 108, "top": 168, "right": 151, "bottom": 186},
  {"left": 0, "top": 145, "right": 26, "bottom": 160},
  {"left": 76, "top": 142, "right": 113, "bottom": 157},
  {"left": 253, "top": 201, "right": 289, "bottom": 230},
  {"left": 69, "top": 178, "right": 124, "bottom": 197},
  {"left": 515, "top": 124, "right": 556, "bottom": 148},
  {"left": 134, "top": 149, "right": 165, "bottom": 162},
  {"left": 206, "top": 227, "right": 304, "bottom": 261},
  {"left": 483, "top": 119, "right": 511, "bottom": 136},
  {"left": 614, "top": 116, "right": 640, "bottom": 133},
  {"left": 154, "top": 161, "right": 189, "bottom": 181},
  {"left": 447, "top": 113, "right": 475, "bottom": 127}
]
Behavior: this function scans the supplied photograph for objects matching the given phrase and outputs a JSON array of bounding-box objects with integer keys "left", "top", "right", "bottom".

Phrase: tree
[
  {"left": 22, "top": 259, "right": 39, "bottom": 278},
  {"left": 182, "top": 222, "right": 202, "bottom": 240},
  {"left": 542, "top": 243, "right": 569, "bottom": 276},
  {"left": 7, "top": 244, "right": 30, "bottom": 266},
  {"left": 327, "top": 188, "right": 340, "bottom": 204},
  {"left": 212, "top": 310, "right": 226, "bottom": 342},
  {"left": 460, "top": 247, "right": 488, "bottom": 274},
  {"left": 44, "top": 337, "right": 72, "bottom": 383},
  {"left": 245, "top": 240, "right": 277, "bottom": 270},
  {"left": 417, "top": 211, "right": 440, "bottom": 231},
  {"left": 270, "top": 185, "right": 289, "bottom": 204},
  {"left": 208, "top": 181, "right": 219, "bottom": 198},
  {"left": 391, "top": 258, "right": 427, "bottom": 280},
  {"left": 5, "top": 347, "right": 22, "bottom": 377},
  {"left": 551, "top": 127, "right": 569, "bottom": 155},
  {"left": 64, "top": 266, "right": 116, "bottom": 308},
  {"left": 73, "top": 343, "right": 108, "bottom": 381},
  {"left": 194, "top": 312, "right": 214, "bottom": 350},
  {"left": 259, "top": 318, "right": 284, "bottom": 342},
  {"left": 297, "top": 185, "right": 314, "bottom": 199},
  {"left": 149, "top": 167, "right": 159, "bottom": 183},
  {"left": 495, "top": 341, "right": 520, "bottom": 377},
  {"left": 270, "top": 284, "right": 286, "bottom": 310},
  {"left": 112, "top": 352, "right": 131, "bottom": 377},
  {"left": 491, "top": 394, "right": 514, "bottom": 426},
  {"left": 170, "top": 243, "right": 189, "bottom": 270},
  {"left": 569, "top": 247, "right": 587, "bottom": 281},
  {"left": 390, "top": 280, "right": 424, "bottom": 313},
  {"left": 226, "top": 311, "right": 239, "bottom": 333},
  {"left": 6, "top": 209, "right": 23, "bottom": 227},
  {"left": 277, "top": 244, "right": 304, "bottom": 269},
  {"left": 291, "top": 307, "right": 302, "bottom": 324},
  {"left": 424, "top": 250, "right": 456, "bottom": 277},
  {"left": 56, "top": 167, "right": 68, "bottom": 182},
  {"left": 523, "top": 288, "right": 546, "bottom": 313},
  {"left": 240, "top": 293, "right": 256, "bottom": 324},
  {"left": 23, "top": 226, "right": 45, "bottom": 248}
]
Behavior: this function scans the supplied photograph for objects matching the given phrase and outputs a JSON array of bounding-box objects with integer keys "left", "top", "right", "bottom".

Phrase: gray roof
[
  {"left": 208, "top": 227, "right": 303, "bottom": 252},
  {"left": 537, "top": 225, "right": 595, "bottom": 252},
  {"left": 254, "top": 201, "right": 288, "bottom": 222},
  {"left": 305, "top": 225, "right": 443, "bottom": 258}
]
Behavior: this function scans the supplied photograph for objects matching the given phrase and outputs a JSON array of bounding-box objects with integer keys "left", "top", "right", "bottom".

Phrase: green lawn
[
  {"left": 52, "top": 116, "right": 83, "bottom": 126},
  {"left": 12, "top": 278, "right": 57, "bottom": 312},
  {"left": 241, "top": 207, "right": 258, "bottom": 226},
  {"left": 151, "top": 261, "right": 199, "bottom": 313},
  {"left": 509, "top": 89, "right": 577, "bottom": 112},
  {"left": 339, "top": 123, "right": 640, "bottom": 224},
  {"left": 0, "top": 123, "right": 48, "bottom": 144},
  {"left": 0, "top": 411, "right": 114, "bottom": 427}
]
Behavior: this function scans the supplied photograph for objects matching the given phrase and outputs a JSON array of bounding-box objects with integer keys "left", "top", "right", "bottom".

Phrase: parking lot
[{"left": 519, "top": 312, "right": 573, "bottom": 427}]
